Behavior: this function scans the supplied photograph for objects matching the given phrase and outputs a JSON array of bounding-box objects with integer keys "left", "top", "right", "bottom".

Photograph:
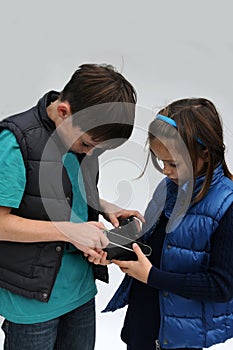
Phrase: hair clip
[{"left": 156, "top": 114, "right": 205, "bottom": 147}]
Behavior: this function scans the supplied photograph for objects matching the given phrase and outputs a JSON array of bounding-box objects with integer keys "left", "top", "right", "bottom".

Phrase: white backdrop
[{"left": 0, "top": 0, "right": 233, "bottom": 349}]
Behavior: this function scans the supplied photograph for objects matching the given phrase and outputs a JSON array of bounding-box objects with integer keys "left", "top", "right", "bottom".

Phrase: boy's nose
[{"left": 86, "top": 147, "right": 95, "bottom": 156}]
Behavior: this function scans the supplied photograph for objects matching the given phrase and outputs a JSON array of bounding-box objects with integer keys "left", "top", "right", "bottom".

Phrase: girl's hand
[
  {"left": 84, "top": 250, "right": 111, "bottom": 265},
  {"left": 112, "top": 243, "right": 152, "bottom": 283}
]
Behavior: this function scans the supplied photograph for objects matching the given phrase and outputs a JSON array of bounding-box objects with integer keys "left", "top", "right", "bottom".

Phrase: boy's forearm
[{"left": 0, "top": 206, "right": 68, "bottom": 243}]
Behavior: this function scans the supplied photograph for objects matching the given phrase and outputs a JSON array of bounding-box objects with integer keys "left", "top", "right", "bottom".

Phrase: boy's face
[
  {"left": 150, "top": 138, "right": 205, "bottom": 185},
  {"left": 71, "top": 131, "right": 115, "bottom": 155},
  {"left": 53, "top": 101, "right": 110, "bottom": 155},
  {"left": 57, "top": 117, "right": 110, "bottom": 155},
  {"left": 70, "top": 128, "right": 101, "bottom": 155},
  {"left": 53, "top": 100, "right": 127, "bottom": 155}
]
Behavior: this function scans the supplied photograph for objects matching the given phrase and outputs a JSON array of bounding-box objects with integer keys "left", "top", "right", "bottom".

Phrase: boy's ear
[{"left": 57, "top": 102, "right": 72, "bottom": 119}]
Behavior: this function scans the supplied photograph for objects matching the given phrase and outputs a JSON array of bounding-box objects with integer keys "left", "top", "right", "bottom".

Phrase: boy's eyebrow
[
  {"left": 81, "top": 137, "right": 100, "bottom": 148},
  {"left": 86, "top": 141, "right": 97, "bottom": 147}
]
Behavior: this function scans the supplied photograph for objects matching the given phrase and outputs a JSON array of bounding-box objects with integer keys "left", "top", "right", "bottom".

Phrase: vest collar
[
  {"left": 37, "top": 91, "right": 60, "bottom": 134},
  {"left": 163, "top": 164, "right": 224, "bottom": 229}
]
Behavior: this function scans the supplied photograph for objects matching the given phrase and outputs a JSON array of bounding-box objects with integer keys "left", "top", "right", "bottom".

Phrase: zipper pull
[{"left": 155, "top": 339, "right": 161, "bottom": 350}]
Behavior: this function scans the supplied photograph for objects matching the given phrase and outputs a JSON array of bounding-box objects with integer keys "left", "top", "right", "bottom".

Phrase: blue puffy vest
[{"left": 104, "top": 165, "right": 233, "bottom": 348}]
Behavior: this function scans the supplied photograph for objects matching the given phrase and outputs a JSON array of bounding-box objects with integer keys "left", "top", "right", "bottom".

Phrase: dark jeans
[
  {"left": 127, "top": 347, "right": 202, "bottom": 350},
  {"left": 1, "top": 298, "right": 95, "bottom": 350}
]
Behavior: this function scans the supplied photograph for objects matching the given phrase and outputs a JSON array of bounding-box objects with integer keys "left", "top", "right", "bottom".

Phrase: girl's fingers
[{"left": 112, "top": 259, "right": 131, "bottom": 268}]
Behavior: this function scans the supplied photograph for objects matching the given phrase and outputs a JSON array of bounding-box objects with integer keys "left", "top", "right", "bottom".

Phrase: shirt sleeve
[
  {"left": 0, "top": 129, "right": 26, "bottom": 208},
  {"left": 147, "top": 203, "right": 233, "bottom": 302}
]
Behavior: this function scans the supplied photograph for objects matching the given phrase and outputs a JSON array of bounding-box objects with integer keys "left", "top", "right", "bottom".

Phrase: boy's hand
[
  {"left": 84, "top": 250, "right": 111, "bottom": 265},
  {"left": 99, "top": 199, "right": 145, "bottom": 227}
]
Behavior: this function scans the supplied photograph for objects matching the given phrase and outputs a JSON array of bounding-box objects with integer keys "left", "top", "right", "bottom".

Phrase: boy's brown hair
[{"left": 60, "top": 64, "right": 137, "bottom": 146}]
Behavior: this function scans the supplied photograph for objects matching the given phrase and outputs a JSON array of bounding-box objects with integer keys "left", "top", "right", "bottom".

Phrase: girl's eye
[
  {"left": 157, "top": 159, "right": 164, "bottom": 168},
  {"left": 157, "top": 160, "right": 178, "bottom": 168}
]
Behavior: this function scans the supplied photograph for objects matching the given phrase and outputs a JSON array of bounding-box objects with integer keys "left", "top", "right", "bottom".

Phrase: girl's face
[{"left": 150, "top": 138, "right": 206, "bottom": 185}]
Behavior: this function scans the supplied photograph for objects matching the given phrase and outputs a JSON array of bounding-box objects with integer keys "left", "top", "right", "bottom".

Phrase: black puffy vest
[{"left": 0, "top": 91, "right": 107, "bottom": 302}]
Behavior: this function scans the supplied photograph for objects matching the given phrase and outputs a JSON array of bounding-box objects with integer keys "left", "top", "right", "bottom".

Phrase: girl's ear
[
  {"left": 201, "top": 149, "right": 209, "bottom": 162},
  {"left": 57, "top": 102, "right": 72, "bottom": 119}
]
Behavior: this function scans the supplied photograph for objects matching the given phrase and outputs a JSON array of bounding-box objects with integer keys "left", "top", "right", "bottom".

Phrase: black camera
[{"left": 103, "top": 216, "right": 152, "bottom": 261}]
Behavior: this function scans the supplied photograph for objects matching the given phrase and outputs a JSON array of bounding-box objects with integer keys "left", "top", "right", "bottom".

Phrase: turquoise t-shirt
[{"left": 0, "top": 129, "right": 97, "bottom": 324}]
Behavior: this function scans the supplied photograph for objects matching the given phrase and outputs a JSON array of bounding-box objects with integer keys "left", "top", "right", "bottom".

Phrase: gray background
[{"left": 0, "top": 0, "right": 233, "bottom": 349}]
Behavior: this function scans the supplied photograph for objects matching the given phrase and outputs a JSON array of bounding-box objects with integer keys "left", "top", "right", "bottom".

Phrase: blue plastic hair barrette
[{"left": 156, "top": 114, "right": 205, "bottom": 146}]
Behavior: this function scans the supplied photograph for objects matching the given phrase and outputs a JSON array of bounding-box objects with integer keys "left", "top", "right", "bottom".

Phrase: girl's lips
[{"left": 170, "top": 178, "right": 178, "bottom": 183}]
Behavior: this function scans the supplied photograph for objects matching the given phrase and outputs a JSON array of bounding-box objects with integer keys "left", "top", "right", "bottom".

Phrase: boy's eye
[
  {"left": 82, "top": 141, "right": 90, "bottom": 148},
  {"left": 169, "top": 162, "right": 177, "bottom": 168}
]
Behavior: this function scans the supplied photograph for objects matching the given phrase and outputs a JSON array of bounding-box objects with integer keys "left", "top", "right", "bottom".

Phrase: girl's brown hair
[{"left": 148, "top": 98, "right": 232, "bottom": 203}]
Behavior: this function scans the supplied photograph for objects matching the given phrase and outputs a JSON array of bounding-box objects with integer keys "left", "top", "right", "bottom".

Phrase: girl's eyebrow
[
  {"left": 159, "top": 159, "right": 178, "bottom": 164},
  {"left": 150, "top": 149, "right": 178, "bottom": 163},
  {"left": 149, "top": 148, "right": 157, "bottom": 156}
]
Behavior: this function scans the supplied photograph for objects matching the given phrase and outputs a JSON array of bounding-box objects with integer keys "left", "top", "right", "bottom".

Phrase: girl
[{"left": 103, "top": 98, "right": 233, "bottom": 350}]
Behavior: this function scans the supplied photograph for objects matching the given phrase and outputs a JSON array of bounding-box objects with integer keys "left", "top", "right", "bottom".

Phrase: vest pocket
[{"left": 0, "top": 241, "right": 44, "bottom": 277}]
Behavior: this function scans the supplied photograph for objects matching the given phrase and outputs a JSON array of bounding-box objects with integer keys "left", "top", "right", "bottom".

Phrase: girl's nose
[{"left": 163, "top": 164, "right": 173, "bottom": 176}]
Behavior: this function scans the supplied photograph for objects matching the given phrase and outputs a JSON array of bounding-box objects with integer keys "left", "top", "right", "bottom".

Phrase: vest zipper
[{"left": 155, "top": 339, "right": 161, "bottom": 350}]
